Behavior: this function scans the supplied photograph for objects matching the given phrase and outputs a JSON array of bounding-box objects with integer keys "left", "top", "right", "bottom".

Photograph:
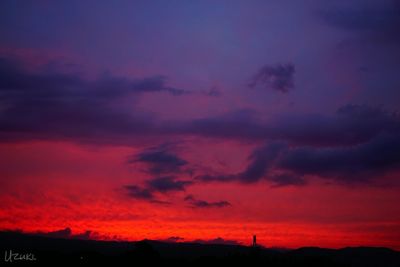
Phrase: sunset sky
[{"left": 1, "top": 0, "right": 400, "bottom": 249}]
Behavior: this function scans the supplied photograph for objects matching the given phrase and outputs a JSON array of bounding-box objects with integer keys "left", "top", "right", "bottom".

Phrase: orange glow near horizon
[{"left": 1, "top": 217, "right": 400, "bottom": 250}]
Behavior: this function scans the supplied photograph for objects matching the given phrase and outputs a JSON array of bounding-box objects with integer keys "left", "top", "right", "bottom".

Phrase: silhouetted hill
[{"left": 0, "top": 231, "right": 399, "bottom": 266}]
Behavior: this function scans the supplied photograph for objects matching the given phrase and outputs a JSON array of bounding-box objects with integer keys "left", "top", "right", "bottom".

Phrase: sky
[{"left": 0, "top": 0, "right": 400, "bottom": 249}]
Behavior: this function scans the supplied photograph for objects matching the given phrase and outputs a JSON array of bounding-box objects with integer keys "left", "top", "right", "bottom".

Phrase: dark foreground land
[{"left": 0, "top": 231, "right": 399, "bottom": 266}]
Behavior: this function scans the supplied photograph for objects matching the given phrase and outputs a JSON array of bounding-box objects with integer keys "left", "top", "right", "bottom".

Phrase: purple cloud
[{"left": 249, "top": 63, "right": 295, "bottom": 93}]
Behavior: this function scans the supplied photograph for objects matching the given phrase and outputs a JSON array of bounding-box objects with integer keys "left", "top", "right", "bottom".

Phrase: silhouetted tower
[{"left": 252, "top": 235, "right": 257, "bottom": 247}]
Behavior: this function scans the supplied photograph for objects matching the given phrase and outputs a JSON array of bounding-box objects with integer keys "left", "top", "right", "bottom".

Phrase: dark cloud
[
  {"left": 125, "top": 144, "right": 193, "bottom": 203},
  {"left": 2, "top": 54, "right": 400, "bottom": 187},
  {"left": 269, "top": 104, "right": 400, "bottom": 147},
  {"left": 123, "top": 184, "right": 171, "bottom": 204},
  {"left": 269, "top": 173, "right": 307, "bottom": 187},
  {"left": 128, "top": 143, "right": 188, "bottom": 175},
  {"left": 184, "top": 195, "right": 231, "bottom": 208},
  {"left": 172, "top": 104, "right": 399, "bottom": 148},
  {"left": 320, "top": 2, "right": 400, "bottom": 44},
  {"left": 124, "top": 176, "right": 192, "bottom": 203},
  {"left": 278, "top": 133, "right": 400, "bottom": 183},
  {"left": 240, "top": 142, "right": 287, "bottom": 183},
  {"left": 3, "top": 54, "right": 395, "bottom": 151},
  {"left": 196, "top": 142, "right": 305, "bottom": 187},
  {"left": 196, "top": 110, "right": 400, "bottom": 186},
  {"left": 0, "top": 56, "right": 186, "bottom": 97},
  {"left": 0, "top": 55, "right": 185, "bottom": 144},
  {"left": 147, "top": 176, "right": 192, "bottom": 193},
  {"left": 124, "top": 185, "right": 154, "bottom": 200},
  {"left": 249, "top": 63, "right": 295, "bottom": 93},
  {"left": 192, "top": 237, "right": 241, "bottom": 246}
]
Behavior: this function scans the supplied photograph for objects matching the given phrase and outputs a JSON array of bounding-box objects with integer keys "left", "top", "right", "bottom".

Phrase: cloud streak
[{"left": 184, "top": 195, "right": 231, "bottom": 208}]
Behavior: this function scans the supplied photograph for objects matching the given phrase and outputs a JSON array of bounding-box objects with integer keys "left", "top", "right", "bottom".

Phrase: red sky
[{"left": 1, "top": 141, "right": 399, "bottom": 249}]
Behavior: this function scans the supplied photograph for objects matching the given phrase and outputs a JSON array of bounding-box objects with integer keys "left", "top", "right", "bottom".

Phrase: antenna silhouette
[{"left": 252, "top": 235, "right": 257, "bottom": 247}]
